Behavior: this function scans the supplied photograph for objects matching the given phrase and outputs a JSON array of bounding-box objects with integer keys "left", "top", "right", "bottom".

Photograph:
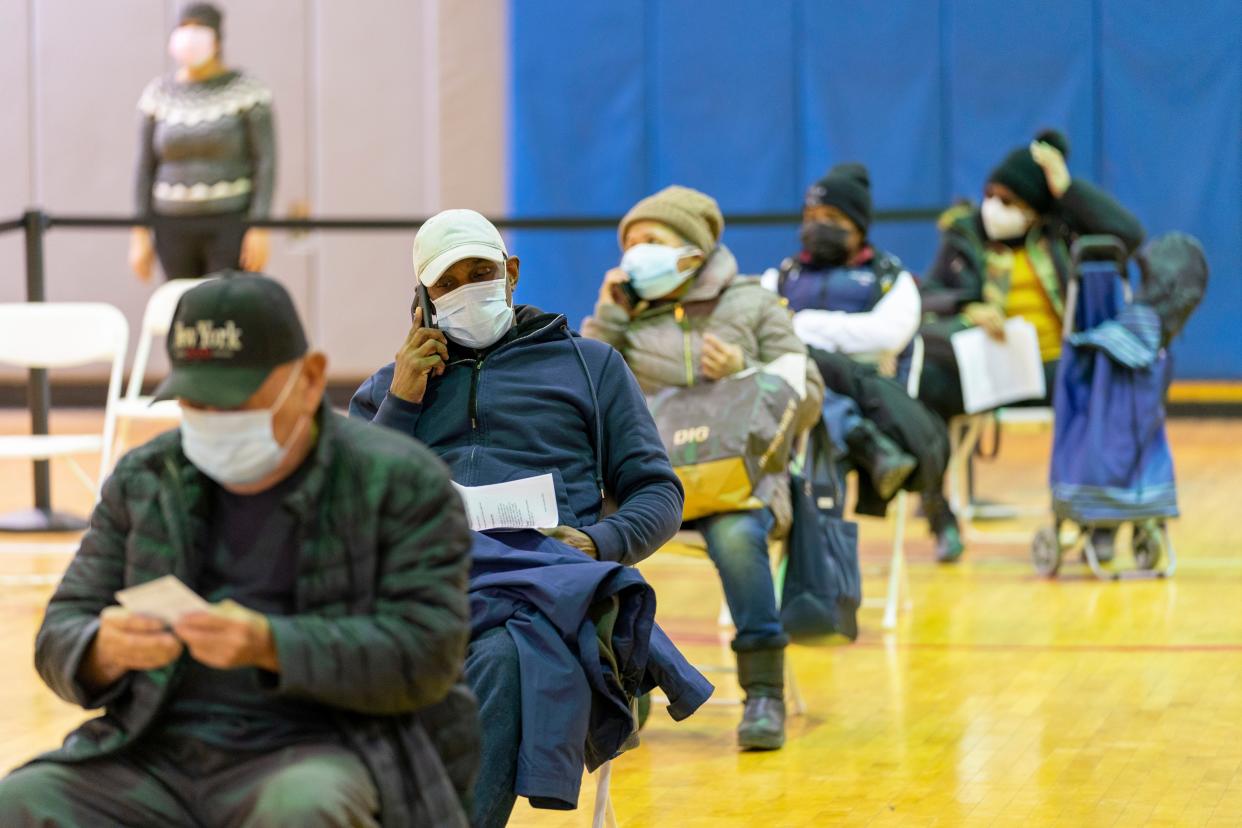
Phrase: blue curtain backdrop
[{"left": 507, "top": 0, "right": 1241, "bottom": 378}]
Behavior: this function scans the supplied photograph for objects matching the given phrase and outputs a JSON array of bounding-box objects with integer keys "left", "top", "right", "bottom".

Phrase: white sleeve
[
  {"left": 790, "top": 272, "right": 922, "bottom": 356},
  {"left": 759, "top": 267, "right": 780, "bottom": 293}
]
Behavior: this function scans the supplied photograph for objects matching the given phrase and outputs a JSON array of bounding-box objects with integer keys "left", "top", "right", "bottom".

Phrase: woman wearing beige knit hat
[{"left": 583, "top": 185, "right": 824, "bottom": 751}]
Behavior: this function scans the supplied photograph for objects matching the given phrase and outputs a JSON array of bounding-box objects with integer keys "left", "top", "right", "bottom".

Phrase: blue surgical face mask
[{"left": 620, "top": 243, "right": 702, "bottom": 300}]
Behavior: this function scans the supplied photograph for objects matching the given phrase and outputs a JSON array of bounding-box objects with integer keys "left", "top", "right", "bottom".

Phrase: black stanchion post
[
  {"left": 0, "top": 209, "right": 88, "bottom": 532},
  {"left": 25, "top": 210, "right": 52, "bottom": 513}
]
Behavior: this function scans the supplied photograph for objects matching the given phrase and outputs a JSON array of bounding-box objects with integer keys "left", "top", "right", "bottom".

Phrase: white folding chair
[
  {"left": 947, "top": 407, "right": 1053, "bottom": 543},
  {"left": 591, "top": 759, "right": 618, "bottom": 828},
  {"left": 113, "top": 278, "right": 212, "bottom": 457},
  {"left": 851, "top": 336, "right": 923, "bottom": 630},
  {"left": 0, "top": 303, "right": 129, "bottom": 499}
]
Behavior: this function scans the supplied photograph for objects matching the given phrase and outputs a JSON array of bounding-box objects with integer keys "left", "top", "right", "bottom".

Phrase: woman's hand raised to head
[{"left": 1030, "top": 141, "right": 1071, "bottom": 200}]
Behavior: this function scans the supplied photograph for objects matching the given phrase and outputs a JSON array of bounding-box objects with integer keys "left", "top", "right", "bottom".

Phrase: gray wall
[{"left": 1, "top": 0, "right": 507, "bottom": 382}]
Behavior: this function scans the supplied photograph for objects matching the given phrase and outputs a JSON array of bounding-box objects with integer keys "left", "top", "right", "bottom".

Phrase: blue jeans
[
  {"left": 693, "top": 508, "right": 787, "bottom": 652},
  {"left": 465, "top": 628, "right": 522, "bottom": 828},
  {"left": 822, "top": 389, "right": 863, "bottom": 461}
]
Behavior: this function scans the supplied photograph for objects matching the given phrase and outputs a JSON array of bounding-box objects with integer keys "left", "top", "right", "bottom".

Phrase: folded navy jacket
[{"left": 469, "top": 530, "right": 713, "bottom": 809}]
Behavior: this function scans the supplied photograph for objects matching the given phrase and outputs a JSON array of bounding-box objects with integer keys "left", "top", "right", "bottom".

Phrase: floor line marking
[{"left": 659, "top": 630, "right": 1242, "bottom": 654}]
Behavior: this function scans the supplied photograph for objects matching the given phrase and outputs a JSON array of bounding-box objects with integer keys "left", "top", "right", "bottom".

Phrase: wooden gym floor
[{"left": 1, "top": 412, "right": 1240, "bottom": 827}]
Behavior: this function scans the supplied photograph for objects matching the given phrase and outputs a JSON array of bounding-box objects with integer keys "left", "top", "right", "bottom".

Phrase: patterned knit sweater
[{"left": 134, "top": 70, "right": 275, "bottom": 219}]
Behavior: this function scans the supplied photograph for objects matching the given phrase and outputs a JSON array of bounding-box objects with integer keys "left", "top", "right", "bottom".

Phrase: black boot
[
  {"left": 923, "top": 489, "right": 964, "bottom": 563},
  {"left": 736, "top": 648, "right": 786, "bottom": 751},
  {"left": 846, "top": 419, "right": 917, "bottom": 501}
]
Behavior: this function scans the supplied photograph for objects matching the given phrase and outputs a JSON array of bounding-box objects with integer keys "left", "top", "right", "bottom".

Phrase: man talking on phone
[
  {"left": 350, "top": 209, "right": 682, "bottom": 566},
  {"left": 0, "top": 274, "right": 478, "bottom": 827},
  {"left": 350, "top": 209, "right": 687, "bottom": 827}
]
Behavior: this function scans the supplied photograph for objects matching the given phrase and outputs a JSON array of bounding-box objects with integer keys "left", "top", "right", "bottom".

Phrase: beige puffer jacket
[{"left": 583, "top": 245, "right": 824, "bottom": 534}]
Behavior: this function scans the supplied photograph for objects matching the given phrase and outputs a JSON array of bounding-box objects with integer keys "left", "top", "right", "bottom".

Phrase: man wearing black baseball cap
[{"left": 0, "top": 273, "right": 478, "bottom": 827}]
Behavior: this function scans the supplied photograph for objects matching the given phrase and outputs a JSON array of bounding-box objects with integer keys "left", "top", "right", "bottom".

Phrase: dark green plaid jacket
[{"left": 32, "top": 401, "right": 478, "bottom": 827}]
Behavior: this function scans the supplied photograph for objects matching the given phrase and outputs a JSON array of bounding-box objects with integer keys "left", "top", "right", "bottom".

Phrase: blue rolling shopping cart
[{"left": 1031, "top": 236, "right": 1180, "bottom": 580}]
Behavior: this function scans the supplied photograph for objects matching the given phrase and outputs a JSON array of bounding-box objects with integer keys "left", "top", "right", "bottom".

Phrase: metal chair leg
[
  {"left": 592, "top": 760, "right": 618, "bottom": 828},
  {"left": 785, "top": 660, "right": 806, "bottom": 716},
  {"left": 882, "top": 490, "right": 909, "bottom": 631}
]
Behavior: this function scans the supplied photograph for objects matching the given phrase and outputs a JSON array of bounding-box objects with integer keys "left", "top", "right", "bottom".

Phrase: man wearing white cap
[{"left": 351, "top": 209, "right": 687, "bottom": 827}]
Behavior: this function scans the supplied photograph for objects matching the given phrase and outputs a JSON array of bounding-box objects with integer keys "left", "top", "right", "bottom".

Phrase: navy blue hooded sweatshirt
[{"left": 350, "top": 306, "right": 684, "bottom": 566}]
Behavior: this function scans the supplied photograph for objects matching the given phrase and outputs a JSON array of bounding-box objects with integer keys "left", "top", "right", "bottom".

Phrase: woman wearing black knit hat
[
  {"left": 917, "top": 130, "right": 1144, "bottom": 561},
  {"left": 128, "top": 3, "right": 276, "bottom": 281},
  {"left": 918, "top": 129, "right": 1145, "bottom": 419}
]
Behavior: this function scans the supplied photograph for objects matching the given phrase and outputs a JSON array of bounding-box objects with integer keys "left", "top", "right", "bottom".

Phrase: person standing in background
[{"left": 129, "top": 3, "right": 275, "bottom": 281}]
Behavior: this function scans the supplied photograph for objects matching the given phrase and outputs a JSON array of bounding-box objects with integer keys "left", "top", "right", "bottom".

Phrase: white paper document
[
  {"left": 950, "top": 318, "right": 1047, "bottom": 414},
  {"left": 452, "top": 474, "right": 560, "bottom": 532},
  {"left": 115, "top": 575, "right": 210, "bottom": 625}
]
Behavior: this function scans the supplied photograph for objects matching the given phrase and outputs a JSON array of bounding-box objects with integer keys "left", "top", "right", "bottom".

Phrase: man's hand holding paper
[
  {"left": 79, "top": 577, "right": 279, "bottom": 691},
  {"left": 174, "top": 599, "right": 278, "bottom": 672},
  {"left": 452, "top": 474, "right": 560, "bottom": 533},
  {"left": 79, "top": 605, "right": 185, "bottom": 691}
]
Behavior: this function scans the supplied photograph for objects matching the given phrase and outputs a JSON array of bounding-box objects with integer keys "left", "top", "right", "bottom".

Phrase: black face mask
[{"left": 800, "top": 221, "right": 854, "bottom": 269}]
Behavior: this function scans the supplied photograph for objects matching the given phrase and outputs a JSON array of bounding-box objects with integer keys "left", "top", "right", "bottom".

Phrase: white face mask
[
  {"left": 620, "top": 243, "right": 702, "bottom": 300},
  {"left": 981, "top": 196, "right": 1033, "bottom": 241},
  {"left": 180, "top": 362, "right": 307, "bottom": 487},
  {"left": 169, "top": 25, "right": 216, "bottom": 70},
  {"left": 433, "top": 277, "right": 515, "bottom": 350}
]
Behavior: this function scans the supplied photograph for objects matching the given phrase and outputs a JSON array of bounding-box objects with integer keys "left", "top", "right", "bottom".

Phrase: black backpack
[
  {"left": 779, "top": 422, "right": 861, "bottom": 643},
  {"left": 1136, "top": 232, "right": 1209, "bottom": 347}
]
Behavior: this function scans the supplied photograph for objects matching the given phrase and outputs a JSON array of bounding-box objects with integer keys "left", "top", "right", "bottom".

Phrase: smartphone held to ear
[
  {"left": 612, "top": 280, "right": 642, "bottom": 312},
  {"left": 415, "top": 285, "right": 436, "bottom": 328}
]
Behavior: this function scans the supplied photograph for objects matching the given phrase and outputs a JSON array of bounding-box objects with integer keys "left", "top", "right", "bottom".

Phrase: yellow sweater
[{"left": 1005, "top": 250, "right": 1062, "bottom": 361}]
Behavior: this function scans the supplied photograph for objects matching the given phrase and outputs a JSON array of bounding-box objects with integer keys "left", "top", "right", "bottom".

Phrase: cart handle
[
  {"left": 1070, "top": 234, "right": 1129, "bottom": 272},
  {"left": 1063, "top": 235, "right": 1132, "bottom": 340}
]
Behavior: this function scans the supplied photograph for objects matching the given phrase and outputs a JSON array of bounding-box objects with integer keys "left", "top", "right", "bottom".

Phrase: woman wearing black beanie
[
  {"left": 918, "top": 129, "right": 1145, "bottom": 420},
  {"left": 917, "top": 129, "right": 1144, "bottom": 560}
]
